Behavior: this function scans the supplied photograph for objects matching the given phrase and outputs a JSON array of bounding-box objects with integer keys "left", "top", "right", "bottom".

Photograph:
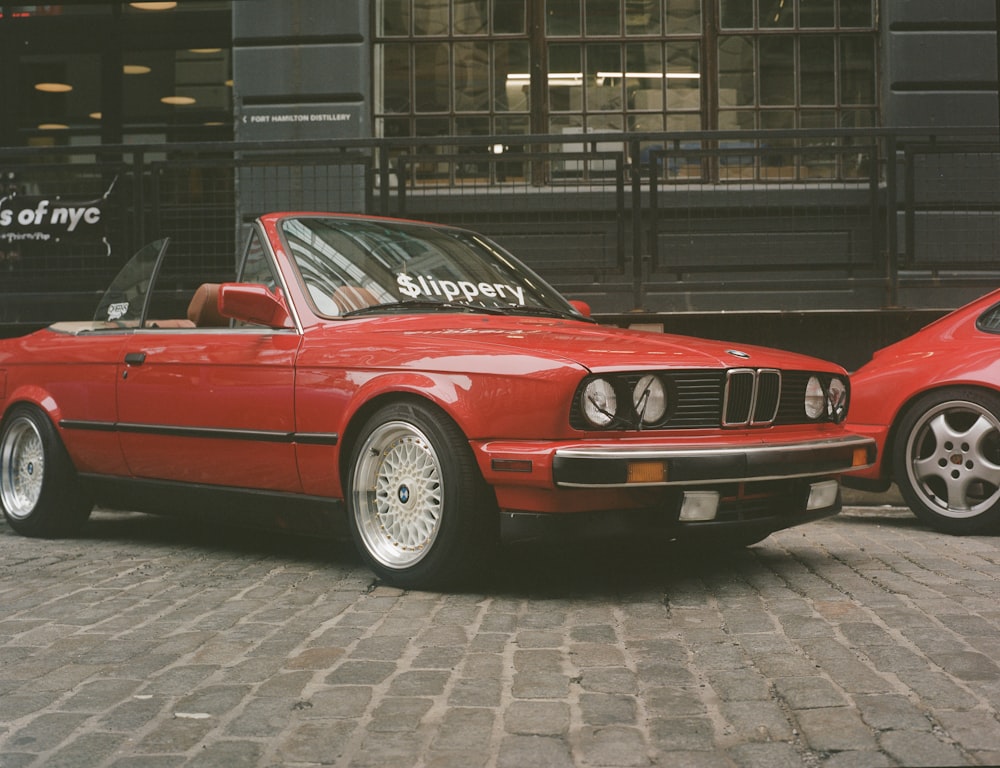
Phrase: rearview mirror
[{"left": 218, "top": 283, "right": 294, "bottom": 329}]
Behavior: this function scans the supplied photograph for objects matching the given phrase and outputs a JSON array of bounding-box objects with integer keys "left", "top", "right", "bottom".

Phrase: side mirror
[
  {"left": 569, "top": 299, "right": 591, "bottom": 318},
  {"left": 218, "top": 283, "right": 294, "bottom": 329}
]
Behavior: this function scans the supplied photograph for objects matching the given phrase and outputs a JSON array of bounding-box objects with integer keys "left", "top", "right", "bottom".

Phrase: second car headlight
[
  {"left": 804, "top": 375, "right": 849, "bottom": 422},
  {"left": 805, "top": 376, "right": 826, "bottom": 420},
  {"left": 582, "top": 378, "right": 618, "bottom": 427},
  {"left": 827, "top": 376, "right": 847, "bottom": 423},
  {"left": 633, "top": 374, "right": 667, "bottom": 425}
]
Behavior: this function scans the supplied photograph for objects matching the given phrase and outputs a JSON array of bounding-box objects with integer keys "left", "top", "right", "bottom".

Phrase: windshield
[{"left": 278, "top": 216, "right": 584, "bottom": 319}]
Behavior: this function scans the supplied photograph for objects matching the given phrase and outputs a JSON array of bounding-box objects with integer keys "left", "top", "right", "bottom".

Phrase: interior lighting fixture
[
  {"left": 129, "top": 2, "right": 177, "bottom": 9},
  {"left": 595, "top": 71, "right": 701, "bottom": 80},
  {"left": 123, "top": 64, "right": 151, "bottom": 75},
  {"left": 189, "top": 48, "right": 222, "bottom": 54},
  {"left": 35, "top": 82, "right": 73, "bottom": 93},
  {"left": 161, "top": 95, "right": 196, "bottom": 105},
  {"left": 89, "top": 112, "right": 102, "bottom": 120},
  {"left": 508, "top": 72, "right": 584, "bottom": 87},
  {"left": 509, "top": 71, "right": 699, "bottom": 87},
  {"left": 38, "top": 123, "right": 69, "bottom": 130}
]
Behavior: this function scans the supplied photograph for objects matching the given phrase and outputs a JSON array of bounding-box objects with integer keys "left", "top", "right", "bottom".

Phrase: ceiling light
[
  {"left": 123, "top": 65, "right": 151, "bottom": 75},
  {"left": 508, "top": 72, "right": 585, "bottom": 86},
  {"left": 35, "top": 82, "right": 73, "bottom": 93},
  {"left": 189, "top": 48, "right": 222, "bottom": 54},
  {"left": 130, "top": 2, "right": 177, "bottom": 9},
  {"left": 595, "top": 71, "right": 701, "bottom": 80},
  {"left": 161, "top": 95, "right": 196, "bottom": 105},
  {"left": 89, "top": 112, "right": 102, "bottom": 120},
  {"left": 38, "top": 123, "right": 69, "bottom": 130}
]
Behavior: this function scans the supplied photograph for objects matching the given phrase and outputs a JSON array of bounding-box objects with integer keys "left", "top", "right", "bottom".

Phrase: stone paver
[{"left": 1, "top": 506, "right": 998, "bottom": 766}]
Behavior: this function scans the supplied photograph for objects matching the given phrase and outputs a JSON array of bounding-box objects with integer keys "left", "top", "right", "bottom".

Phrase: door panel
[
  {"left": 116, "top": 329, "right": 301, "bottom": 492},
  {"left": 33, "top": 331, "right": 130, "bottom": 476}
]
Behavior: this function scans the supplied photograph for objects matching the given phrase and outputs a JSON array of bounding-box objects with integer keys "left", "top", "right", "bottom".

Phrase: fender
[
  {"left": 303, "top": 365, "right": 580, "bottom": 442},
  {"left": 2, "top": 384, "right": 62, "bottom": 425},
  {"left": 2, "top": 384, "right": 130, "bottom": 477},
  {"left": 293, "top": 366, "right": 582, "bottom": 498}
]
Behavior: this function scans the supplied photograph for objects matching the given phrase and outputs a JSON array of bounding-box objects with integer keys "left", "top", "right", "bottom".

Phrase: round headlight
[
  {"left": 827, "top": 377, "right": 847, "bottom": 422},
  {"left": 582, "top": 378, "right": 618, "bottom": 427},
  {"left": 804, "top": 376, "right": 825, "bottom": 420},
  {"left": 633, "top": 374, "right": 667, "bottom": 425}
]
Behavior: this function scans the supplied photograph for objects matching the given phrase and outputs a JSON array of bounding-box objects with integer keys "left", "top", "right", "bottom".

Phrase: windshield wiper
[
  {"left": 342, "top": 299, "right": 507, "bottom": 317},
  {"left": 496, "top": 305, "right": 592, "bottom": 321}
]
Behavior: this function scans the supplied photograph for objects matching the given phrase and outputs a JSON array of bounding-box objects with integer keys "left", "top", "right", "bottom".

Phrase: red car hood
[{"left": 320, "top": 314, "right": 844, "bottom": 373}]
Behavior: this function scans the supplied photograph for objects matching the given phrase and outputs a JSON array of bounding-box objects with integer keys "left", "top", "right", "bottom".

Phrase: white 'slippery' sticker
[{"left": 396, "top": 274, "right": 525, "bottom": 305}]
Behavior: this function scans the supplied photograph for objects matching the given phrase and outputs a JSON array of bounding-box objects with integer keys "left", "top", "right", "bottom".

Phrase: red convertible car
[
  {"left": 0, "top": 212, "right": 874, "bottom": 588},
  {"left": 845, "top": 288, "right": 1000, "bottom": 535}
]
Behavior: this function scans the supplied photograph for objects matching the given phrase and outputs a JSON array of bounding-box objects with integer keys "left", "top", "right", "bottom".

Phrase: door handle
[{"left": 124, "top": 352, "right": 147, "bottom": 365}]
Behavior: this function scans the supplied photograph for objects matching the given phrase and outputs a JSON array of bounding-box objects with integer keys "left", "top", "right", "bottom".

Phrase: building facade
[{"left": 6, "top": 2, "right": 993, "bottom": 145}]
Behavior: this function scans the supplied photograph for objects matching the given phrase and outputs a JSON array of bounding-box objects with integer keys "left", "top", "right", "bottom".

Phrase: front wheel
[
  {"left": 346, "top": 400, "right": 497, "bottom": 589},
  {"left": 892, "top": 388, "right": 1000, "bottom": 535},
  {"left": 0, "top": 404, "right": 93, "bottom": 537}
]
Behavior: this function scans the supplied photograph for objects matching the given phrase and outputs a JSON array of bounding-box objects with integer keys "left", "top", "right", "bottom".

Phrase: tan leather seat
[
  {"left": 332, "top": 285, "right": 379, "bottom": 314},
  {"left": 186, "top": 283, "right": 228, "bottom": 327}
]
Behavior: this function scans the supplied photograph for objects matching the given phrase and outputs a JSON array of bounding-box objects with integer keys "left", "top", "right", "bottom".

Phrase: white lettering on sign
[
  {"left": 0, "top": 197, "right": 102, "bottom": 232},
  {"left": 0, "top": 231, "right": 51, "bottom": 243},
  {"left": 49, "top": 206, "right": 101, "bottom": 232},
  {"left": 246, "top": 113, "right": 353, "bottom": 124},
  {"left": 396, "top": 274, "right": 525, "bottom": 305}
]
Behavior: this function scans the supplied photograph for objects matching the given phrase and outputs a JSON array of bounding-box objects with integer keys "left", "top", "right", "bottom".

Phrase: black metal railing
[{"left": 1, "top": 127, "right": 997, "bottom": 331}]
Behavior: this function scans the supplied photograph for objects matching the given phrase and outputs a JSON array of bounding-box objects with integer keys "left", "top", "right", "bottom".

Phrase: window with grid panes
[
  {"left": 373, "top": 0, "right": 877, "bottom": 181},
  {"left": 717, "top": 0, "right": 877, "bottom": 179}
]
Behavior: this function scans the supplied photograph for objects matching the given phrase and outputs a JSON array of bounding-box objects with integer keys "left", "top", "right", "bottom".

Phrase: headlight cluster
[
  {"left": 805, "top": 375, "right": 848, "bottom": 423},
  {"left": 572, "top": 370, "right": 849, "bottom": 431},
  {"left": 579, "top": 374, "right": 669, "bottom": 429}
]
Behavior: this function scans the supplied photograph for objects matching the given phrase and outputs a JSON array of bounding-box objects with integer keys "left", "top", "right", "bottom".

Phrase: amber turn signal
[{"left": 627, "top": 460, "right": 666, "bottom": 484}]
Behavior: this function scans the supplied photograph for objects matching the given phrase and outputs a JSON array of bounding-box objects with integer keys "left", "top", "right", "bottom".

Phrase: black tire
[
  {"left": 0, "top": 404, "right": 93, "bottom": 537},
  {"left": 345, "top": 399, "right": 497, "bottom": 589},
  {"left": 892, "top": 387, "right": 1000, "bottom": 535}
]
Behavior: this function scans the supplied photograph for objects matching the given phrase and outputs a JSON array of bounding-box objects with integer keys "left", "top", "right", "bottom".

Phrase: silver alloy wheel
[
  {"left": 904, "top": 399, "right": 1000, "bottom": 519},
  {"left": 352, "top": 420, "right": 444, "bottom": 569},
  {"left": 0, "top": 415, "right": 45, "bottom": 520}
]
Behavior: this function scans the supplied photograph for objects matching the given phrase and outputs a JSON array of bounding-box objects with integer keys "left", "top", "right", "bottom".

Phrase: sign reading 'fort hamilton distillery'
[{"left": 239, "top": 105, "right": 363, "bottom": 141}]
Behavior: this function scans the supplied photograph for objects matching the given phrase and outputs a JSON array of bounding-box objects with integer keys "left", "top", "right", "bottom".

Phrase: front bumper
[{"left": 551, "top": 434, "right": 876, "bottom": 488}]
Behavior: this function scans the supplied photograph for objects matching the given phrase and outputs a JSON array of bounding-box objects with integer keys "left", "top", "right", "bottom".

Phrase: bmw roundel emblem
[
  {"left": 726, "top": 349, "right": 751, "bottom": 359},
  {"left": 398, "top": 485, "right": 410, "bottom": 503}
]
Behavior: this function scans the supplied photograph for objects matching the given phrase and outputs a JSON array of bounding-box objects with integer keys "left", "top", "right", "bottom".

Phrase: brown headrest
[{"left": 186, "top": 283, "right": 228, "bottom": 327}]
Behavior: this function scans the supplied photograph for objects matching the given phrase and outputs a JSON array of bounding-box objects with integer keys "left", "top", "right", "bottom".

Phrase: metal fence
[{"left": 1, "top": 127, "right": 998, "bottom": 331}]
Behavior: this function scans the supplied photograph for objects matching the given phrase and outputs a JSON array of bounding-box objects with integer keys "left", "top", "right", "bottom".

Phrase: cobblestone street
[{"left": 1, "top": 505, "right": 999, "bottom": 767}]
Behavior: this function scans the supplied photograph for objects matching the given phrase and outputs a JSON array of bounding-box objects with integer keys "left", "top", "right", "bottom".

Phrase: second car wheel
[
  {"left": 0, "top": 404, "right": 93, "bottom": 537},
  {"left": 893, "top": 387, "right": 1000, "bottom": 535},
  {"left": 346, "top": 399, "right": 497, "bottom": 589}
]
